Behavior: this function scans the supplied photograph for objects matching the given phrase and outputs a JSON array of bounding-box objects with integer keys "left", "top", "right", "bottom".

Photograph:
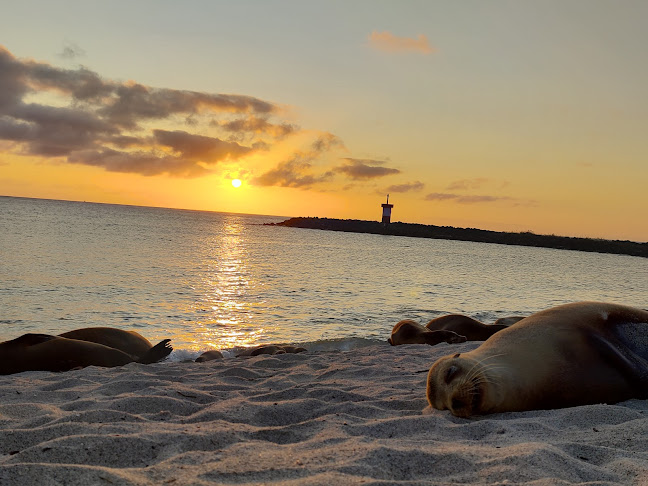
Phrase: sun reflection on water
[{"left": 189, "top": 218, "right": 269, "bottom": 351}]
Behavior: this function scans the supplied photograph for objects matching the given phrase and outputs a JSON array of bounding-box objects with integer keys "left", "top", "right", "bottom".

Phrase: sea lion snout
[{"left": 427, "top": 356, "right": 484, "bottom": 418}]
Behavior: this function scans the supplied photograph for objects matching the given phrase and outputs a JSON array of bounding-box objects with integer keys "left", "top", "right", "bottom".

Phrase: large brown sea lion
[
  {"left": 426, "top": 302, "right": 648, "bottom": 417},
  {"left": 388, "top": 320, "right": 467, "bottom": 346},
  {"left": 425, "top": 314, "right": 511, "bottom": 341},
  {"left": 0, "top": 329, "right": 172, "bottom": 375}
]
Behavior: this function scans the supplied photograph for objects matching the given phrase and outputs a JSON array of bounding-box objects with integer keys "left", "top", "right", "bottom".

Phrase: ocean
[{"left": 1, "top": 196, "right": 646, "bottom": 361}]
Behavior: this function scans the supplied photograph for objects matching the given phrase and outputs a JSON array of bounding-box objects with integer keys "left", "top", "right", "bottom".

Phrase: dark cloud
[
  {"left": 153, "top": 129, "right": 251, "bottom": 161},
  {"left": 312, "top": 133, "right": 344, "bottom": 153},
  {"left": 0, "top": 47, "right": 29, "bottom": 109},
  {"left": 68, "top": 148, "right": 210, "bottom": 178},
  {"left": 221, "top": 116, "right": 296, "bottom": 137},
  {"left": 0, "top": 45, "right": 289, "bottom": 177},
  {"left": 386, "top": 181, "right": 425, "bottom": 192},
  {"left": 334, "top": 158, "right": 400, "bottom": 180},
  {"left": 0, "top": 103, "right": 116, "bottom": 156},
  {"left": 252, "top": 132, "right": 345, "bottom": 188},
  {"left": 97, "top": 85, "right": 277, "bottom": 129},
  {"left": 59, "top": 42, "right": 85, "bottom": 60},
  {"left": 425, "top": 193, "right": 509, "bottom": 204},
  {"left": 253, "top": 156, "right": 331, "bottom": 188},
  {"left": 0, "top": 45, "right": 396, "bottom": 185}
]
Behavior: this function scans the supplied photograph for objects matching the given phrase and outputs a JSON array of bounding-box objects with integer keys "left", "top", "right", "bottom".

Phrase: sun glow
[{"left": 231, "top": 179, "right": 242, "bottom": 188}]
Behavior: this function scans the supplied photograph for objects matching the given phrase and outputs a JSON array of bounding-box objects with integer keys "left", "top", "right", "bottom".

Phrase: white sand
[{"left": 1, "top": 342, "right": 648, "bottom": 485}]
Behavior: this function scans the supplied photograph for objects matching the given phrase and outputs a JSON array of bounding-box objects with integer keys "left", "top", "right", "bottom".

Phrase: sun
[{"left": 231, "top": 179, "right": 242, "bottom": 188}]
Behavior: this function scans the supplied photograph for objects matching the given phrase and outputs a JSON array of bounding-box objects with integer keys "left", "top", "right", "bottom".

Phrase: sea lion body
[
  {"left": 426, "top": 314, "right": 510, "bottom": 341},
  {"left": 0, "top": 329, "right": 172, "bottom": 375},
  {"left": 427, "top": 302, "right": 648, "bottom": 417},
  {"left": 59, "top": 327, "right": 154, "bottom": 358},
  {"left": 388, "top": 320, "right": 467, "bottom": 346}
]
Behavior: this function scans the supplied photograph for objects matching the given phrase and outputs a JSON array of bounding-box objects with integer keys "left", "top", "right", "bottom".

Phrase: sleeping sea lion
[
  {"left": 426, "top": 302, "right": 648, "bottom": 417},
  {"left": 388, "top": 319, "right": 467, "bottom": 346},
  {"left": 425, "top": 314, "right": 510, "bottom": 341},
  {"left": 0, "top": 329, "right": 172, "bottom": 375},
  {"left": 59, "top": 327, "right": 165, "bottom": 360}
]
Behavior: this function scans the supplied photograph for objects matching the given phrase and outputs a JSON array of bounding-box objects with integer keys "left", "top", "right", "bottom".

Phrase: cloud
[
  {"left": 220, "top": 116, "right": 296, "bottom": 138},
  {"left": 0, "top": 45, "right": 299, "bottom": 178},
  {"left": 425, "top": 193, "right": 509, "bottom": 204},
  {"left": 445, "top": 178, "right": 490, "bottom": 191},
  {"left": 68, "top": 148, "right": 210, "bottom": 177},
  {"left": 153, "top": 129, "right": 251, "bottom": 161},
  {"left": 367, "top": 31, "right": 435, "bottom": 54},
  {"left": 59, "top": 41, "right": 86, "bottom": 60},
  {"left": 253, "top": 156, "right": 330, "bottom": 188},
  {"left": 334, "top": 158, "right": 400, "bottom": 180},
  {"left": 0, "top": 45, "right": 400, "bottom": 186},
  {"left": 252, "top": 133, "right": 343, "bottom": 188},
  {"left": 386, "top": 181, "right": 425, "bottom": 193}
]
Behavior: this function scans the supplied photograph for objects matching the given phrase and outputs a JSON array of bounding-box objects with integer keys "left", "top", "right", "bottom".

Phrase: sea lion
[
  {"left": 59, "top": 327, "right": 164, "bottom": 360},
  {"left": 425, "top": 314, "right": 510, "bottom": 341},
  {"left": 195, "top": 350, "right": 224, "bottom": 362},
  {"left": 426, "top": 302, "right": 648, "bottom": 417},
  {"left": 236, "top": 344, "right": 307, "bottom": 357},
  {"left": 0, "top": 330, "right": 172, "bottom": 375},
  {"left": 388, "top": 319, "right": 467, "bottom": 346}
]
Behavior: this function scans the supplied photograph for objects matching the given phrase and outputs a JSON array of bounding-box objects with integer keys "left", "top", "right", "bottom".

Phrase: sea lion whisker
[{"left": 461, "top": 354, "right": 508, "bottom": 382}]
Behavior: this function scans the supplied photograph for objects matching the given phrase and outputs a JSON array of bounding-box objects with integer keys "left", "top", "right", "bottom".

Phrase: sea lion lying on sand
[
  {"left": 388, "top": 320, "right": 467, "bottom": 346},
  {"left": 0, "top": 328, "right": 172, "bottom": 375},
  {"left": 236, "top": 344, "right": 307, "bottom": 357},
  {"left": 426, "top": 302, "right": 648, "bottom": 417},
  {"left": 425, "top": 314, "right": 513, "bottom": 341}
]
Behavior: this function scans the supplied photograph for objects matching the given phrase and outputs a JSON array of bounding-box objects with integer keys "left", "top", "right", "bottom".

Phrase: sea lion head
[{"left": 426, "top": 352, "right": 500, "bottom": 418}]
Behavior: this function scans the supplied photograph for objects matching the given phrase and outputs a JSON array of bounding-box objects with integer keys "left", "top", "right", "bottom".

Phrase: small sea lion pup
[
  {"left": 426, "top": 314, "right": 512, "bottom": 341},
  {"left": 426, "top": 302, "right": 648, "bottom": 417},
  {"left": 388, "top": 319, "right": 467, "bottom": 346},
  {"left": 0, "top": 327, "right": 172, "bottom": 375}
]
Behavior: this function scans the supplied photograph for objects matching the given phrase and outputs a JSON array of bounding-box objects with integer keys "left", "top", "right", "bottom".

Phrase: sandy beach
[{"left": 1, "top": 342, "right": 647, "bottom": 485}]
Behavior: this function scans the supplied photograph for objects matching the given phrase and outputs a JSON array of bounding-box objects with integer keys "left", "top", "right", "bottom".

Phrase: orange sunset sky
[{"left": 0, "top": 1, "right": 646, "bottom": 242}]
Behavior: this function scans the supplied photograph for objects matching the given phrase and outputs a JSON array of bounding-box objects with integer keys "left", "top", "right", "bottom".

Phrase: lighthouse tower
[{"left": 381, "top": 194, "right": 394, "bottom": 224}]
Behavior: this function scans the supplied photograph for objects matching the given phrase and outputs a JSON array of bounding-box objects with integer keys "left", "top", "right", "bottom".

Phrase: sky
[{"left": 0, "top": 0, "right": 646, "bottom": 242}]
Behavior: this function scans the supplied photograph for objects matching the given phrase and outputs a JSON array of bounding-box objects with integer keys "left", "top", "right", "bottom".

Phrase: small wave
[{"left": 166, "top": 337, "right": 386, "bottom": 362}]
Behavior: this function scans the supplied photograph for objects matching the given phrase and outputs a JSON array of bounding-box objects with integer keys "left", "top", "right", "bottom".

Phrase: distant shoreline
[{"left": 267, "top": 217, "right": 647, "bottom": 258}]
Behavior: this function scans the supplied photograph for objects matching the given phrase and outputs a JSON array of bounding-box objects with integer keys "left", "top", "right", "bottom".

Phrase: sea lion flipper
[
  {"left": 136, "top": 339, "right": 172, "bottom": 364},
  {"left": 589, "top": 334, "right": 648, "bottom": 396}
]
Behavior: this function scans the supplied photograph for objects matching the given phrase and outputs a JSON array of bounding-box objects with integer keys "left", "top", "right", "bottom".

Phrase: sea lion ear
[{"left": 453, "top": 353, "right": 461, "bottom": 358}]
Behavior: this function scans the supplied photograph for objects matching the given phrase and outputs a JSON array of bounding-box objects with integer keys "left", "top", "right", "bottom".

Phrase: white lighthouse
[{"left": 381, "top": 194, "right": 394, "bottom": 224}]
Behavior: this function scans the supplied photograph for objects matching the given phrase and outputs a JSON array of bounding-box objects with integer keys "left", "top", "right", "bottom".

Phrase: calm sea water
[{"left": 1, "top": 196, "right": 646, "bottom": 360}]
